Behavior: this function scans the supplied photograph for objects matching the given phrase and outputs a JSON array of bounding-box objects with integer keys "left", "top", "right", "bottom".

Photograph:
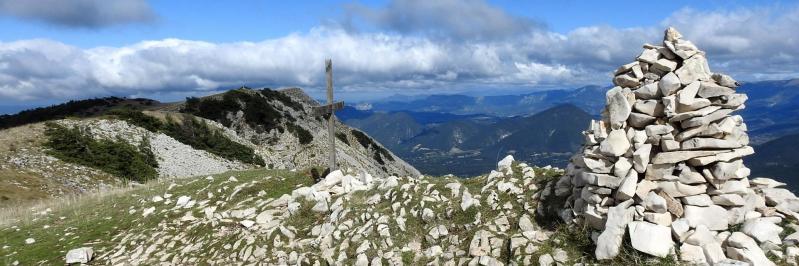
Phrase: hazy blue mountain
[
  {"left": 345, "top": 112, "right": 424, "bottom": 150},
  {"left": 368, "top": 85, "right": 607, "bottom": 117},
  {"left": 736, "top": 79, "right": 799, "bottom": 144},
  {"left": 345, "top": 104, "right": 592, "bottom": 176},
  {"left": 364, "top": 80, "right": 799, "bottom": 142},
  {"left": 747, "top": 133, "right": 799, "bottom": 192},
  {"left": 346, "top": 79, "right": 799, "bottom": 177}
]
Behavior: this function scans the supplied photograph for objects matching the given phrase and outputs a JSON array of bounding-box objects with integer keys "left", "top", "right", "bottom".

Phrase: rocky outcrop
[
  {"left": 182, "top": 88, "right": 420, "bottom": 178},
  {"left": 552, "top": 27, "right": 799, "bottom": 264},
  {"left": 57, "top": 119, "right": 248, "bottom": 178},
  {"left": 93, "top": 156, "right": 568, "bottom": 265}
]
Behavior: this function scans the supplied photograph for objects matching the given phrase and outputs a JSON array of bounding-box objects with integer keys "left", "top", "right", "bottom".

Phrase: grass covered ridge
[{"left": 0, "top": 168, "right": 314, "bottom": 265}]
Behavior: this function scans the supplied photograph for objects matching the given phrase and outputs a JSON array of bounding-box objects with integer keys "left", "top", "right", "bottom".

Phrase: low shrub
[
  {"left": 335, "top": 132, "right": 350, "bottom": 146},
  {"left": 113, "top": 110, "right": 265, "bottom": 166},
  {"left": 351, "top": 129, "right": 395, "bottom": 164},
  {"left": 0, "top": 97, "right": 124, "bottom": 130},
  {"left": 163, "top": 116, "right": 265, "bottom": 166},
  {"left": 43, "top": 123, "right": 159, "bottom": 182},
  {"left": 108, "top": 109, "right": 163, "bottom": 132},
  {"left": 286, "top": 123, "right": 313, "bottom": 145}
]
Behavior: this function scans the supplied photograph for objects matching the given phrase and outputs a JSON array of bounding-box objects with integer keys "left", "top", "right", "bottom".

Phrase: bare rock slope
[{"left": 0, "top": 87, "right": 418, "bottom": 204}]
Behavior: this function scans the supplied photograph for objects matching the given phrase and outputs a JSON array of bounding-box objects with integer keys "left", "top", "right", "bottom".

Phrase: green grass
[{"left": 0, "top": 168, "right": 313, "bottom": 265}]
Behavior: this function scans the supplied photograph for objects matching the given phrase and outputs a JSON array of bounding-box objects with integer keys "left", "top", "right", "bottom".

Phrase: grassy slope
[
  {"left": 0, "top": 168, "right": 312, "bottom": 265},
  {"left": 1, "top": 164, "right": 700, "bottom": 265},
  {"left": 0, "top": 122, "right": 121, "bottom": 204}
]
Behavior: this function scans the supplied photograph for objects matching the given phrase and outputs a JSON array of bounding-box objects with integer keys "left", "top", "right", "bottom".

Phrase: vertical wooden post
[{"left": 325, "top": 59, "right": 337, "bottom": 170}]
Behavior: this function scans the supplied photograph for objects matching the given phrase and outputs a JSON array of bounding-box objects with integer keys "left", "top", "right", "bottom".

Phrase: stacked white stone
[{"left": 555, "top": 27, "right": 799, "bottom": 265}]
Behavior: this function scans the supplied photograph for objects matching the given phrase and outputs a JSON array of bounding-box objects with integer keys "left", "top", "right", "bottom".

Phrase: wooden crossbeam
[{"left": 311, "top": 101, "right": 344, "bottom": 116}]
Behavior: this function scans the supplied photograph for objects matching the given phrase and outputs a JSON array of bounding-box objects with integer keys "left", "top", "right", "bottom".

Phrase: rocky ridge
[
  {"left": 2, "top": 156, "right": 580, "bottom": 265},
  {"left": 546, "top": 27, "right": 799, "bottom": 265},
  {"left": 179, "top": 87, "right": 420, "bottom": 178},
  {"left": 56, "top": 118, "right": 249, "bottom": 178},
  {"left": 0, "top": 87, "right": 418, "bottom": 204},
  {"left": 96, "top": 156, "right": 564, "bottom": 265}
]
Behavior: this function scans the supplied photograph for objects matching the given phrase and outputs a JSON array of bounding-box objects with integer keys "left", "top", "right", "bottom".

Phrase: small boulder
[
  {"left": 628, "top": 221, "right": 674, "bottom": 258},
  {"left": 65, "top": 247, "right": 94, "bottom": 264}
]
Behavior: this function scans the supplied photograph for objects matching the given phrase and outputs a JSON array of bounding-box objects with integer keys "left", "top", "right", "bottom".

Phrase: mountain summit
[{"left": 0, "top": 87, "right": 418, "bottom": 203}]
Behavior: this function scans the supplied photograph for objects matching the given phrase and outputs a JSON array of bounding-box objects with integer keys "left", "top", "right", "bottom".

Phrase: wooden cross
[{"left": 311, "top": 59, "right": 344, "bottom": 170}]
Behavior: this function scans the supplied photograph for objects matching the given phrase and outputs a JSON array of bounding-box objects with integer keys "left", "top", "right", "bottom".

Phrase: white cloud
[
  {"left": 0, "top": 28, "right": 592, "bottom": 102},
  {"left": 1, "top": 2, "right": 798, "bottom": 104},
  {"left": 661, "top": 6, "right": 799, "bottom": 80}
]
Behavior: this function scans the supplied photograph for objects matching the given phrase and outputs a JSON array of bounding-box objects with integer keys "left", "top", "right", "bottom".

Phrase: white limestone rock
[
  {"left": 761, "top": 188, "right": 797, "bottom": 206},
  {"left": 712, "top": 194, "right": 745, "bottom": 206},
  {"left": 659, "top": 72, "right": 682, "bottom": 96},
  {"left": 712, "top": 73, "right": 740, "bottom": 88},
  {"left": 684, "top": 205, "right": 729, "bottom": 230},
  {"left": 539, "top": 253, "right": 555, "bottom": 266},
  {"left": 644, "top": 191, "right": 668, "bottom": 213},
  {"left": 606, "top": 87, "right": 633, "bottom": 129},
  {"left": 675, "top": 54, "right": 712, "bottom": 85},
  {"left": 635, "top": 82, "right": 661, "bottom": 100},
  {"left": 595, "top": 200, "right": 635, "bottom": 260},
  {"left": 682, "top": 194, "right": 714, "bottom": 206},
  {"left": 519, "top": 214, "right": 536, "bottom": 232},
  {"left": 615, "top": 171, "right": 637, "bottom": 201},
  {"left": 749, "top": 178, "right": 786, "bottom": 189},
  {"left": 632, "top": 144, "right": 651, "bottom": 173},
  {"left": 628, "top": 221, "right": 674, "bottom": 258},
  {"left": 699, "top": 81, "right": 735, "bottom": 98},
  {"left": 742, "top": 218, "right": 783, "bottom": 245},
  {"left": 726, "top": 232, "right": 775, "bottom": 266},
  {"left": 680, "top": 243, "right": 707, "bottom": 264},
  {"left": 66, "top": 247, "right": 94, "bottom": 264},
  {"left": 498, "top": 155, "right": 514, "bottom": 174}
]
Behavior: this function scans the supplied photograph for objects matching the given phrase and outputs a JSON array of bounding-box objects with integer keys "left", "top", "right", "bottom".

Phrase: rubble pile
[{"left": 552, "top": 27, "right": 799, "bottom": 265}]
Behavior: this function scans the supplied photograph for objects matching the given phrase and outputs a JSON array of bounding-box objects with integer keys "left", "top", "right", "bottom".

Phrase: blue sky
[
  {"left": 0, "top": 0, "right": 797, "bottom": 113},
  {"left": 0, "top": 0, "right": 775, "bottom": 47}
]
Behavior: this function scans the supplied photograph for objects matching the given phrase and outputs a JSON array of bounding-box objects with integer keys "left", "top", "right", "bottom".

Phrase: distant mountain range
[
  {"left": 343, "top": 79, "right": 799, "bottom": 184},
  {"left": 341, "top": 104, "right": 591, "bottom": 176},
  {"left": 747, "top": 133, "right": 799, "bottom": 191},
  {"left": 363, "top": 85, "right": 608, "bottom": 117},
  {"left": 735, "top": 79, "right": 799, "bottom": 144}
]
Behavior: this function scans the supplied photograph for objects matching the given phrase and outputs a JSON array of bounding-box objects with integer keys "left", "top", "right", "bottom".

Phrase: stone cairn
[{"left": 550, "top": 27, "right": 799, "bottom": 265}]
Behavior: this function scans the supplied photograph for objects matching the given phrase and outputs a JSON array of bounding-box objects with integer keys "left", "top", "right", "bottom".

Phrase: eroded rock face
[{"left": 552, "top": 27, "right": 795, "bottom": 264}]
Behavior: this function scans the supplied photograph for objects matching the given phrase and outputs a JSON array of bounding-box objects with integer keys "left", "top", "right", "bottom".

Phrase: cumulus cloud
[
  {"left": 345, "top": 0, "right": 544, "bottom": 40},
  {"left": 0, "top": 0, "right": 155, "bottom": 28},
  {"left": 661, "top": 6, "right": 799, "bottom": 80},
  {"left": 0, "top": 1, "right": 798, "bottom": 104},
  {"left": 0, "top": 28, "right": 609, "bottom": 102}
]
